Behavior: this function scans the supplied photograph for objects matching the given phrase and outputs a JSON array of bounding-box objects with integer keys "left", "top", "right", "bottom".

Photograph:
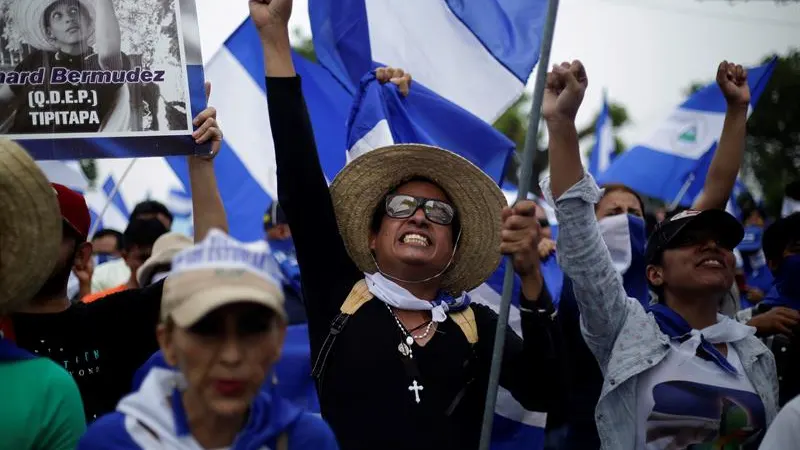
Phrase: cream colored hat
[
  {"left": 161, "top": 230, "right": 285, "bottom": 327},
  {"left": 330, "top": 144, "right": 507, "bottom": 294},
  {"left": 0, "top": 141, "right": 62, "bottom": 314},
  {"left": 136, "top": 232, "right": 193, "bottom": 287},
  {"left": 13, "top": 0, "right": 97, "bottom": 52}
]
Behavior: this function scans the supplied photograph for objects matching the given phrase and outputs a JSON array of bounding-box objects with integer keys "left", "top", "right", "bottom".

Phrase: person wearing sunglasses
[
  {"left": 77, "top": 230, "right": 337, "bottom": 450},
  {"left": 542, "top": 60, "right": 776, "bottom": 449},
  {"left": 253, "top": 1, "right": 563, "bottom": 449}
]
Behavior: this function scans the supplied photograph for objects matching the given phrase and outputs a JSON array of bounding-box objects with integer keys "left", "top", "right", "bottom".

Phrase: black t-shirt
[
  {"left": 10, "top": 281, "right": 162, "bottom": 423},
  {"left": 8, "top": 49, "right": 131, "bottom": 134}
]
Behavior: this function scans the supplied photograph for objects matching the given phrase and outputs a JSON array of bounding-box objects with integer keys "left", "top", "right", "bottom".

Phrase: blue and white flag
[
  {"left": 725, "top": 179, "right": 749, "bottom": 221},
  {"left": 346, "top": 71, "right": 515, "bottom": 184},
  {"left": 598, "top": 59, "right": 776, "bottom": 205},
  {"left": 167, "top": 188, "right": 193, "bottom": 219},
  {"left": 310, "top": 0, "right": 548, "bottom": 123},
  {"left": 589, "top": 93, "right": 614, "bottom": 178},
  {"left": 166, "top": 18, "right": 352, "bottom": 242}
]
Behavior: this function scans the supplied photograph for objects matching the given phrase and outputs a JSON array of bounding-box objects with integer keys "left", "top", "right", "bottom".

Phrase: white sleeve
[{"left": 760, "top": 396, "right": 800, "bottom": 449}]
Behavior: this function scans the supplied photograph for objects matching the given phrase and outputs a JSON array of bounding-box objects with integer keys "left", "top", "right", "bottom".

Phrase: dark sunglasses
[{"left": 385, "top": 194, "right": 455, "bottom": 225}]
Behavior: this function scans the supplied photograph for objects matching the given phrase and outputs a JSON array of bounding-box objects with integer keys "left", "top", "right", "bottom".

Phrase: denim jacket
[{"left": 541, "top": 173, "right": 778, "bottom": 449}]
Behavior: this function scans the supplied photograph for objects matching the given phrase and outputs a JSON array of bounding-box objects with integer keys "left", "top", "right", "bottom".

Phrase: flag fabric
[
  {"left": 102, "top": 176, "right": 131, "bottom": 220},
  {"left": 598, "top": 59, "right": 777, "bottom": 206},
  {"left": 589, "top": 94, "right": 614, "bottom": 178},
  {"left": 309, "top": 0, "right": 548, "bottom": 124},
  {"left": 166, "top": 18, "right": 352, "bottom": 242},
  {"left": 345, "top": 71, "right": 515, "bottom": 184},
  {"left": 725, "top": 179, "right": 749, "bottom": 221},
  {"left": 167, "top": 188, "right": 193, "bottom": 219},
  {"left": 83, "top": 175, "right": 131, "bottom": 234},
  {"left": 36, "top": 160, "right": 89, "bottom": 191}
]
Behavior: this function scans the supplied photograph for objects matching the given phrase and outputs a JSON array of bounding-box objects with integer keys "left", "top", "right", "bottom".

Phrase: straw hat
[
  {"left": 13, "top": 0, "right": 97, "bottom": 52},
  {"left": 137, "top": 232, "right": 193, "bottom": 287},
  {"left": 330, "top": 144, "right": 507, "bottom": 294},
  {"left": 0, "top": 140, "right": 61, "bottom": 314}
]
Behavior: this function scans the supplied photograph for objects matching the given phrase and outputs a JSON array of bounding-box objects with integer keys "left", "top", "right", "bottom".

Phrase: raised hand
[
  {"left": 717, "top": 61, "right": 750, "bottom": 107},
  {"left": 249, "top": 0, "right": 292, "bottom": 36},
  {"left": 376, "top": 67, "right": 413, "bottom": 97},
  {"left": 542, "top": 60, "right": 588, "bottom": 123},
  {"left": 500, "top": 200, "right": 542, "bottom": 277},
  {"left": 191, "top": 81, "right": 222, "bottom": 160}
]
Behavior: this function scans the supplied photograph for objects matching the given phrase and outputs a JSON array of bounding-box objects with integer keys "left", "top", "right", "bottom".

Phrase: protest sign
[{"left": 0, "top": 0, "right": 207, "bottom": 159}]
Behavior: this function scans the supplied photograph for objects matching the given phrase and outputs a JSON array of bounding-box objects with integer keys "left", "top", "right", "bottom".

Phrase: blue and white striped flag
[
  {"left": 598, "top": 59, "right": 776, "bottom": 205},
  {"left": 310, "top": 0, "right": 548, "bottom": 123},
  {"left": 589, "top": 93, "right": 614, "bottom": 178},
  {"left": 345, "top": 71, "right": 515, "bottom": 184},
  {"left": 167, "top": 188, "right": 193, "bottom": 219}
]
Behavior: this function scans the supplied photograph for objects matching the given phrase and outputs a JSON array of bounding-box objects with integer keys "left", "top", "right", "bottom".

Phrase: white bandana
[{"left": 364, "top": 272, "right": 466, "bottom": 322}]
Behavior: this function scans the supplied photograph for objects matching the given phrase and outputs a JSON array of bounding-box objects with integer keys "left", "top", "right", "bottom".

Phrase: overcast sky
[
  {"left": 95, "top": 0, "right": 800, "bottom": 212},
  {"left": 287, "top": 0, "right": 800, "bottom": 144}
]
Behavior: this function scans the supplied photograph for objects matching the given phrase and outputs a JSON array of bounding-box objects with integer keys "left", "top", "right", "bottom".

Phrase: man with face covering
[
  {"left": 542, "top": 59, "right": 776, "bottom": 449},
  {"left": 252, "top": 1, "right": 563, "bottom": 448}
]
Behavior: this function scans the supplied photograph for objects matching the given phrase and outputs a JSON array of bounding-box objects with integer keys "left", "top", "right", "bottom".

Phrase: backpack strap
[
  {"left": 311, "top": 280, "right": 374, "bottom": 381},
  {"left": 276, "top": 432, "right": 289, "bottom": 450},
  {"left": 449, "top": 306, "right": 478, "bottom": 344}
]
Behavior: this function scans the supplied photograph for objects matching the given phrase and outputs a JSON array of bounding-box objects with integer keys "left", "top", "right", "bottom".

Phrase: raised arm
[
  {"left": 94, "top": 0, "right": 123, "bottom": 70},
  {"left": 189, "top": 82, "right": 228, "bottom": 241},
  {"left": 693, "top": 61, "right": 750, "bottom": 211},
  {"left": 540, "top": 61, "right": 630, "bottom": 368},
  {"left": 251, "top": 0, "right": 361, "bottom": 330}
]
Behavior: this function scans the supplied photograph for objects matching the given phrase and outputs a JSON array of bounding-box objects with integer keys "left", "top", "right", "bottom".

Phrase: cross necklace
[{"left": 386, "top": 304, "right": 432, "bottom": 404}]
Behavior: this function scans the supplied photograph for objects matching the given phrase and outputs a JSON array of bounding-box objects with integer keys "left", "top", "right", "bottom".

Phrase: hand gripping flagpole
[{"left": 478, "top": 1, "right": 560, "bottom": 449}]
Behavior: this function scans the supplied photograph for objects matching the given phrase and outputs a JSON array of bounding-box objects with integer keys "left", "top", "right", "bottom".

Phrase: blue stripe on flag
[
  {"left": 309, "top": 0, "right": 372, "bottom": 93},
  {"left": 443, "top": 0, "right": 547, "bottom": 82},
  {"left": 346, "top": 72, "right": 514, "bottom": 184},
  {"left": 589, "top": 95, "right": 613, "bottom": 178},
  {"left": 102, "top": 176, "right": 130, "bottom": 219},
  {"left": 598, "top": 59, "right": 777, "bottom": 205}
]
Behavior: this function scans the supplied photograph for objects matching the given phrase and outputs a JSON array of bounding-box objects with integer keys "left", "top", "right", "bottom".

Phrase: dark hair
[
  {"left": 122, "top": 218, "right": 168, "bottom": 252},
  {"left": 369, "top": 177, "right": 461, "bottom": 244},
  {"left": 597, "top": 183, "right": 646, "bottom": 216},
  {"left": 785, "top": 180, "right": 800, "bottom": 202},
  {"left": 44, "top": 0, "right": 91, "bottom": 29},
  {"left": 763, "top": 212, "right": 800, "bottom": 268},
  {"left": 131, "top": 201, "right": 174, "bottom": 225},
  {"left": 92, "top": 228, "right": 123, "bottom": 251}
]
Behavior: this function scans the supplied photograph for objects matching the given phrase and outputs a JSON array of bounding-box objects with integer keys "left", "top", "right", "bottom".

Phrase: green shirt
[{"left": 0, "top": 357, "right": 86, "bottom": 449}]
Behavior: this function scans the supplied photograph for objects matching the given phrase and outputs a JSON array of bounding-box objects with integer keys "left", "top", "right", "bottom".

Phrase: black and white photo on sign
[{"left": 0, "top": 0, "right": 190, "bottom": 136}]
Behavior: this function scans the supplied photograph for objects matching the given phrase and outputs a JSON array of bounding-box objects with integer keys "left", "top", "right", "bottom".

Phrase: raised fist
[
  {"left": 542, "top": 60, "right": 588, "bottom": 123},
  {"left": 376, "top": 67, "right": 413, "bottom": 97},
  {"left": 249, "top": 0, "right": 292, "bottom": 34},
  {"left": 716, "top": 61, "right": 750, "bottom": 107}
]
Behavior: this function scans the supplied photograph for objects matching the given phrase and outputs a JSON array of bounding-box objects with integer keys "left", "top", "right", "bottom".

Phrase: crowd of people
[{"left": 1, "top": 0, "right": 799, "bottom": 449}]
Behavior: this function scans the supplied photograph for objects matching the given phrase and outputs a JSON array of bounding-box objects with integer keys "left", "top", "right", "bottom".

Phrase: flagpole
[
  {"left": 668, "top": 173, "right": 695, "bottom": 212},
  {"left": 88, "top": 158, "right": 138, "bottom": 238},
  {"left": 478, "top": 0, "right": 560, "bottom": 448}
]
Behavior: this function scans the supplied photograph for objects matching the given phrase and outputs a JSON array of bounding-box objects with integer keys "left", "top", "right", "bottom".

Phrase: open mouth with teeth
[
  {"left": 697, "top": 257, "right": 725, "bottom": 268},
  {"left": 400, "top": 232, "right": 431, "bottom": 247}
]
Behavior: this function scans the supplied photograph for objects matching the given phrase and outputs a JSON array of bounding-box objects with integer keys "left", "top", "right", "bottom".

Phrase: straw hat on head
[
  {"left": 330, "top": 144, "right": 507, "bottom": 294},
  {"left": 13, "top": 0, "right": 97, "bottom": 52},
  {"left": 0, "top": 140, "right": 62, "bottom": 314}
]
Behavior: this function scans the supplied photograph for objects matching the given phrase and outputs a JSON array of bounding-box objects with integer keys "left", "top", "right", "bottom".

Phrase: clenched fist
[
  {"left": 500, "top": 200, "right": 543, "bottom": 277},
  {"left": 717, "top": 60, "right": 750, "bottom": 107},
  {"left": 542, "top": 60, "right": 588, "bottom": 123},
  {"left": 250, "top": 0, "right": 292, "bottom": 36}
]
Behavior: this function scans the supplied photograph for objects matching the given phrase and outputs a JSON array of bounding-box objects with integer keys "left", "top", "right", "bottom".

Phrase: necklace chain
[{"left": 386, "top": 304, "right": 434, "bottom": 343}]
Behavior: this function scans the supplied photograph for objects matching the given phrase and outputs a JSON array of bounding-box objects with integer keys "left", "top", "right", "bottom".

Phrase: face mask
[
  {"left": 598, "top": 214, "right": 645, "bottom": 275},
  {"left": 93, "top": 253, "right": 119, "bottom": 267},
  {"left": 598, "top": 214, "right": 649, "bottom": 306}
]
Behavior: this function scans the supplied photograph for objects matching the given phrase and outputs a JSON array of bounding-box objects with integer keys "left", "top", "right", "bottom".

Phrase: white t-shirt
[{"left": 636, "top": 342, "right": 766, "bottom": 449}]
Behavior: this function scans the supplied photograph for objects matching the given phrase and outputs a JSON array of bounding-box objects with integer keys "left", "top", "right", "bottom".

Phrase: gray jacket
[{"left": 541, "top": 174, "right": 778, "bottom": 449}]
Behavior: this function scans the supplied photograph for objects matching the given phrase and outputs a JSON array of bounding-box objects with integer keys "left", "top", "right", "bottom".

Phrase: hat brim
[
  {"left": 0, "top": 140, "right": 62, "bottom": 313},
  {"left": 14, "top": 0, "right": 97, "bottom": 52},
  {"left": 137, "top": 247, "right": 180, "bottom": 287},
  {"left": 661, "top": 209, "right": 744, "bottom": 257},
  {"left": 330, "top": 144, "right": 507, "bottom": 294},
  {"left": 169, "top": 285, "right": 286, "bottom": 328}
]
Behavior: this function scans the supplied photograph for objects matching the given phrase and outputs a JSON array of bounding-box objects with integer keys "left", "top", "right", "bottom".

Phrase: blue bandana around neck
[
  {"left": 268, "top": 238, "right": 302, "bottom": 294},
  {"left": 0, "top": 338, "right": 36, "bottom": 362},
  {"left": 622, "top": 215, "right": 648, "bottom": 306},
  {"left": 648, "top": 304, "right": 738, "bottom": 375},
  {"left": 762, "top": 254, "right": 800, "bottom": 310}
]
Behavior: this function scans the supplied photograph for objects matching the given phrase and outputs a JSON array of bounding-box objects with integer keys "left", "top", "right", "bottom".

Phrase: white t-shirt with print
[{"left": 635, "top": 341, "right": 766, "bottom": 449}]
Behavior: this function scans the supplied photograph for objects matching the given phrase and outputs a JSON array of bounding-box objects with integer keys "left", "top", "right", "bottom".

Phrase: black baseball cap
[
  {"left": 763, "top": 212, "right": 800, "bottom": 267},
  {"left": 645, "top": 209, "right": 744, "bottom": 264},
  {"left": 263, "top": 201, "right": 288, "bottom": 229}
]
